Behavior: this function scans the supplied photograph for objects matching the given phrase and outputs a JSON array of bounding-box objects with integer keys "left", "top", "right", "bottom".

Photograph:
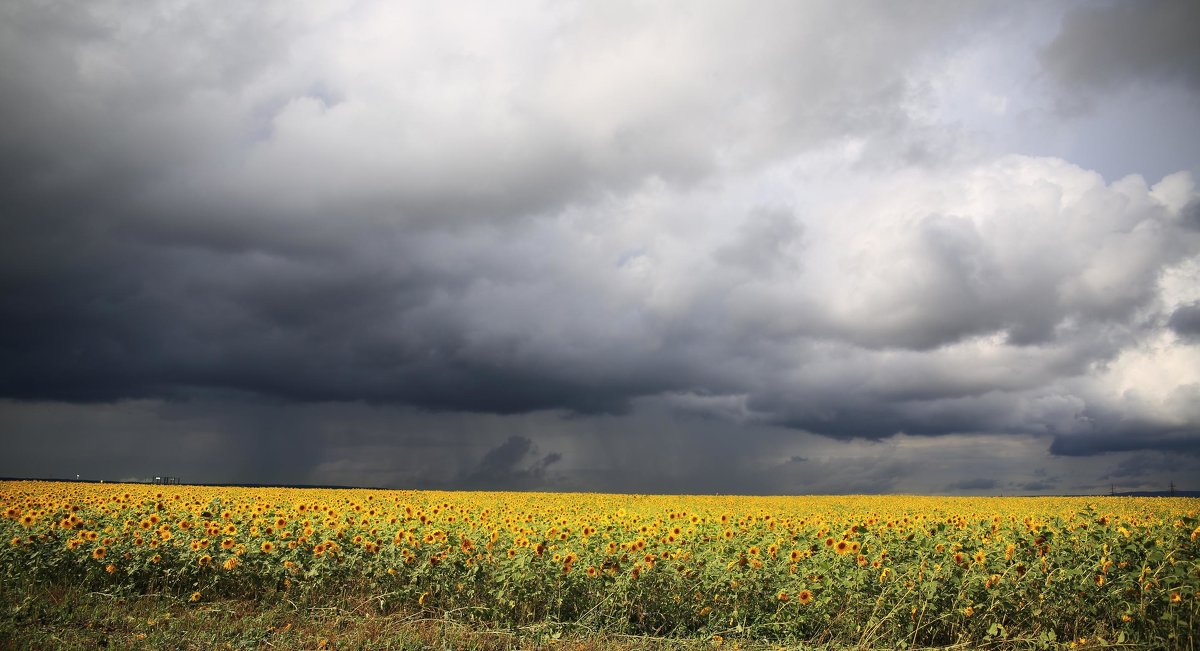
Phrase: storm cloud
[{"left": 1, "top": 0, "right": 1198, "bottom": 494}]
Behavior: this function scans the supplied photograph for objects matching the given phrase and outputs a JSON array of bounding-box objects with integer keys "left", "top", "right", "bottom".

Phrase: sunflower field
[{"left": 2, "top": 480, "right": 1197, "bottom": 649}]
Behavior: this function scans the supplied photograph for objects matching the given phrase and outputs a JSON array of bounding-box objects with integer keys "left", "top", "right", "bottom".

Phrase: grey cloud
[
  {"left": 1168, "top": 302, "right": 1200, "bottom": 339},
  {"left": 1, "top": 1, "right": 1199, "bottom": 493},
  {"left": 1102, "top": 453, "right": 1163, "bottom": 481},
  {"left": 1040, "top": 1, "right": 1200, "bottom": 99},
  {"left": 946, "top": 478, "right": 998, "bottom": 492},
  {"left": 713, "top": 206, "right": 805, "bottom": 277},
  {"left": 1016, "top": 480, "right": 1057, "bottom": 493},
  {"left": 782, "top": 456, "right": 919, "bottom": 495},
  {"left": 460, "top": 436, "right": 563, "bottom": 490},
  {"left": 3, "top": 397, "right": 1194, "bottom": 494},
  {"left": 1183, "top": 200, "right": 1200, "bottom": 231},
  {"left": 1050, "top": 425, "right": 1200, "bottom": 458}
]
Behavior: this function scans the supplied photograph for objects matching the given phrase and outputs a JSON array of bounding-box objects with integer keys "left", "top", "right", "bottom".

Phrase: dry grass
[{"left": 0, "top": 580, "right": 752, "bottom": 651}]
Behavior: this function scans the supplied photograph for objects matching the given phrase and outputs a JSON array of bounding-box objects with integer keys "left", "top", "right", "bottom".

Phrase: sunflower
[
  {"left": 92, "top": 546, "right": 107, "bottom": 560},
  {"left": 261, "top": 541, "right": 275, "bottom": 553},
  {"left": 835, "top": 540, "right": 849, "bottom": 554},
  {"left": 797, "top": 589, "right": 813, "bottom": 605}
]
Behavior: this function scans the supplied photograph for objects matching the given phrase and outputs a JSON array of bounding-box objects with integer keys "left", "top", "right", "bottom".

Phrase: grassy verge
[
  {"left": 0, "top": 580, "right": 688, "bottom": 651},
  {"left": 0, "top": 580, "right": 1151, "bottom": 651}
]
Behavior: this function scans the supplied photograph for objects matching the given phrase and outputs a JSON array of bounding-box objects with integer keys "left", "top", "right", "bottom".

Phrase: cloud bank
[{"left": 2, "top": 0, "right": 1198, "bottom": 493}]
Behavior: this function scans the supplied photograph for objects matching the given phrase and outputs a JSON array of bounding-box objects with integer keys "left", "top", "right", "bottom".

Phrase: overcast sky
[{"left": 3, "top": 0, "right": 1199, "bottom": 494}]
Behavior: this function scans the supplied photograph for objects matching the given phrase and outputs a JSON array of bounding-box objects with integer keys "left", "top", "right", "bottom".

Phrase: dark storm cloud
[
  {"left": 460, "top": 436, "right": 563, "bottom": 490},
  {"left": 1040, "top": 0, "right": 1200, "bottom": 96},
  {"left": 1168, "top": 302, "right": 1200, "bottom": 340},
  {"left": 946, "top": 478, "right": 997, "bottom": 492},
  {"left": 1016, "top": 480, "right": 1057, "bottom": 493},
  {"left": 1102, "top": 454, "right": 1164, "bottom": 481},
  {"left": 1, "top": 1, "right": 1199, "bottom": 493},
  {"left": 1050, "top": 427, "right": 1200, "bottom": 458}
]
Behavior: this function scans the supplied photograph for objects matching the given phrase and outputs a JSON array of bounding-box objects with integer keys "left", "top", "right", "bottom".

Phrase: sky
[{"left": 2, "top": 0, "right": 1199, "bottom": 495}]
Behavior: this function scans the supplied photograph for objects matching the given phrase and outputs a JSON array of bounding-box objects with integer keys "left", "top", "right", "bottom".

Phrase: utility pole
[
  {"left": 1169, "top": 480, "right": 1176, "bottom": 497},
  {"left": 1110, "top": 484, "right": 1115, "bottom": 497}
]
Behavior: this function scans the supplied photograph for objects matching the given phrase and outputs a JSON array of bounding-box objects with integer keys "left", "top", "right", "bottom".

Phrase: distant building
[{"left": 152, "top": 476, "right": 181, "bottom": 485}]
